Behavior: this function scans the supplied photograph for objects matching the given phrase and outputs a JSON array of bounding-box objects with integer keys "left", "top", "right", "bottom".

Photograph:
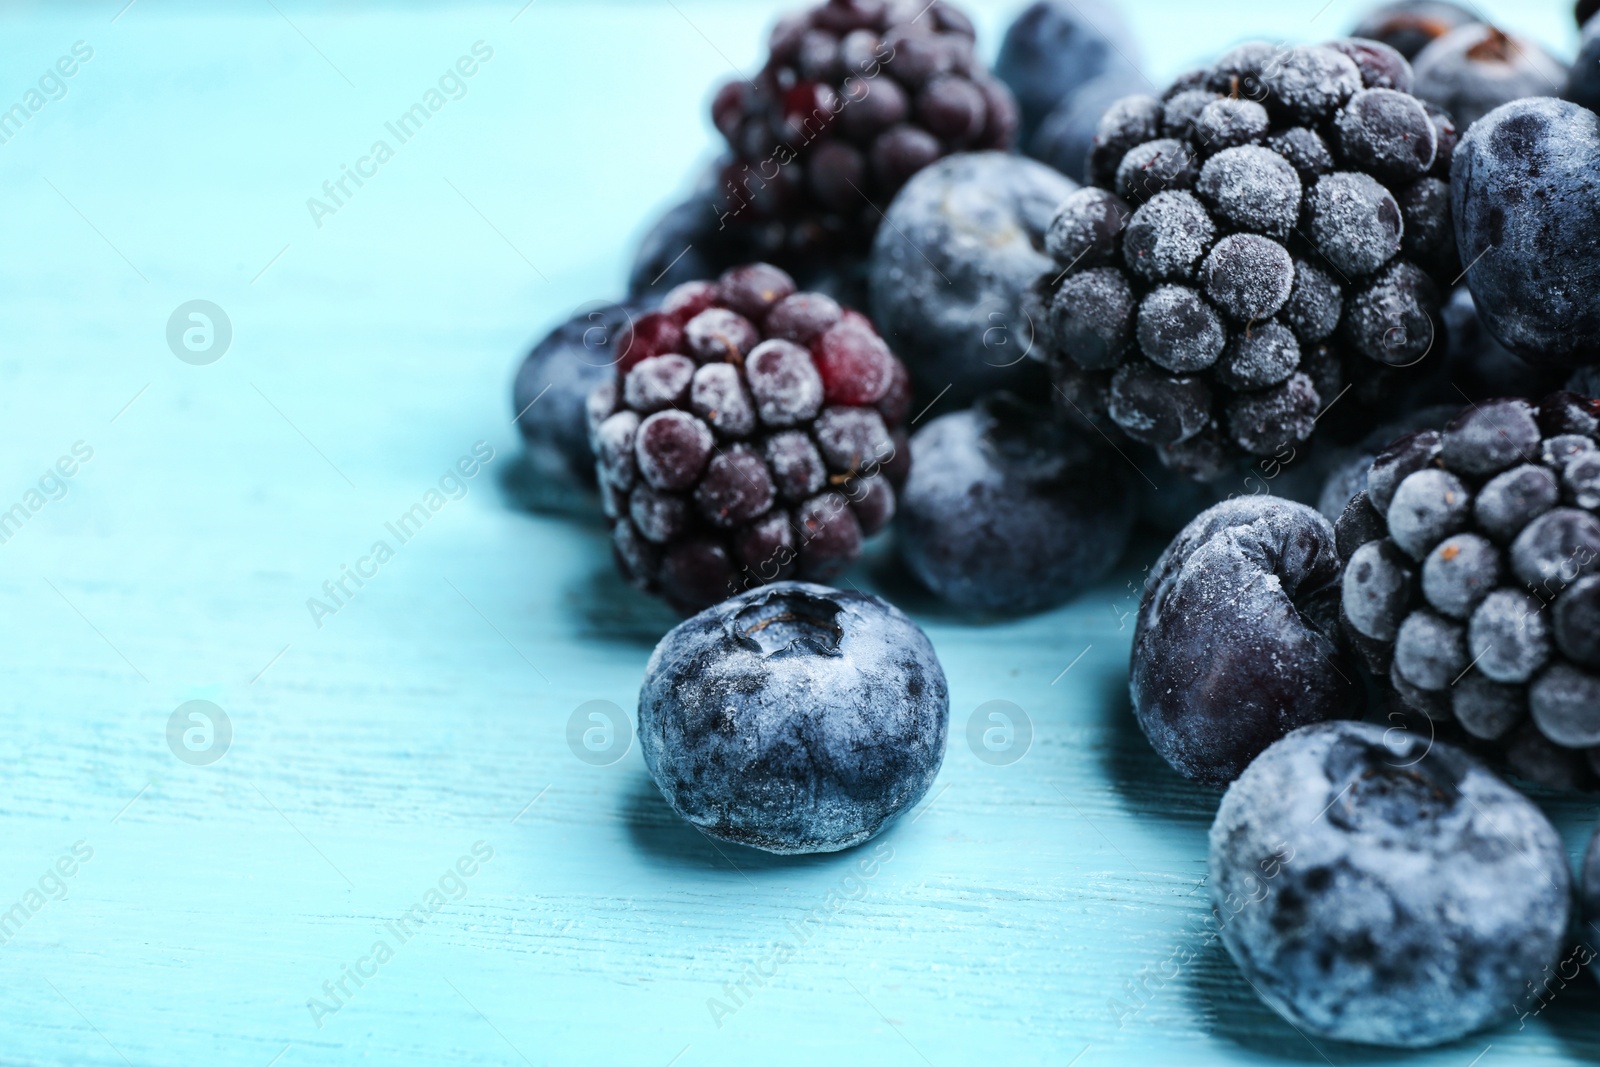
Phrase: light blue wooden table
[{"left": 3, "top": 2, "right": 1593, "bottom": 1064}]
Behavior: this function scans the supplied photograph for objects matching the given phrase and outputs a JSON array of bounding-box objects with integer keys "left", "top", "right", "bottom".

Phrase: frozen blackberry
[
  {"left": 1035, "top": 40, "right": 1453, "bottom": 480},
  {"left": 1336, "top": 392, "right": 1600, "bottom": 789},
  {"left": 708, "top": 0, "right": 1016, "bottom": 264},
  {"left": 592, "top": 264, "right": 910, "bottom": 613}
]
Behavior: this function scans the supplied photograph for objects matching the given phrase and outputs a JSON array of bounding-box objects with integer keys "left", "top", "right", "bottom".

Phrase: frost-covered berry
[
  {"left": 1032, "top": 39, "right": 1453, "bottom": 481},
  {"left": 1334, "top": 391, "right": 1600, "bottom": 788},
  {"left": 598, "top": 264, "right": 912, "bottom": 612}
]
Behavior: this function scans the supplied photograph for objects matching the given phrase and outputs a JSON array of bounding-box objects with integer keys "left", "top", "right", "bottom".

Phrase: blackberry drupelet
[
  {"left": 708, "top": 0, "right": 1016, "bottom": 266},
  {"left": 1335, "top": 392, "right": 1600, "bottom": 789},
  {"left": 1033, "top": 40, "right": 1457, "bottom": 482},
  {"left": 590, "top": 264, "right": 910, "bottom": 613}
]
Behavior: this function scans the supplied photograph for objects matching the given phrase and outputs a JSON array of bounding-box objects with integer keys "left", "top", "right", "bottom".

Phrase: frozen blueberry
[
  {"left": 1413, "top": 24, "right": 1570, "bottom": 131},
  {"left": 1349, "top": 1, "right": 1478, "bottom": 60},
  {"left": 1305, "top": 171, "right": 1402, "bottom": 279},
  {"left": 1195, "top": 146, "right": 1301, "bottom": 238},
  {"left": 638, "top": 582, "right": 949, "bottom": 854},
  {"left": 628, "top": 187, "right": 740, "bottom": 297},
  {"left": 1202, "top": 234, "right": 1294, "bottom": 322},
  {"left": 1453, "top": 97, "right": 1600, "bottom": 367},
  {"left": 898, "top": 395, "right": 1135, "bottom": 613},
  {"left": 1333, "top": 88, "right": 1437, "bottom": 185},
  {"left": 1121, "top": 191, "right": 1216, "bottom": 282},
  {"left": 995, "top": 0, "right": 1144, "bottom": 142},
  {"left": 1131, "top": 497, "right": 1358, "bottom": 786},
  {"left": 514, "top": 299, "right": 649, "bottom": 489},
  {"left": 1031, "top": 70, "right": 1150, "bottom": 181},
  {"left": 1136, "top": 285, "right": 1226, "bottom": 372},
  {"left": 1327, "top": 36, "right": 1416, "bottom": 92},
  {"left": 869, "top": 152, "right": 1072, "bottom": 406},
  {"left": 1211, "top": 720, "right": 1572, "bottom": 1047}
]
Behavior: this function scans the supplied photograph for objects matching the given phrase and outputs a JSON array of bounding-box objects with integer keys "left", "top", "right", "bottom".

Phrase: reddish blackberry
[
  {"left": 1033, "top": 40, "right": 1457, "bottom": 482},
  {"left": 1336, "top": 392, "right": 1600, "bottom": 789},
  {"left": 708, "top": 0, "right": 1016, "bottom": 264},
  {"left": 589, "top": 264, "right": 910, "bottom": 613}
]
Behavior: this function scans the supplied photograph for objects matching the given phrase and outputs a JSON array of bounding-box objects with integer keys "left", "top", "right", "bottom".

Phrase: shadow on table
[
  {"left": 620, "top": 772, "right": 867, "bottom": 876},
  {"left": 1095, "top": 665, "right": 1220, "bottom": 827},
  {"left": 561, "top": 557, "right": 681, "bottom": 649},
  {"left": 497, "top": 449, "right": 605, "bottom": 524}
]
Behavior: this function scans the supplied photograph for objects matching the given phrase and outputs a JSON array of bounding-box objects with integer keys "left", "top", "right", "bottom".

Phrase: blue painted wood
[{"left": 1, "top": 2, "right": 1593, "bottom": 1065}]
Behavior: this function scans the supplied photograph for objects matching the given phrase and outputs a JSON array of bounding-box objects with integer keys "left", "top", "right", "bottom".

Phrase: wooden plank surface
[{"left": 1, "top": 2, "right": 1594, "bottom": 1064}]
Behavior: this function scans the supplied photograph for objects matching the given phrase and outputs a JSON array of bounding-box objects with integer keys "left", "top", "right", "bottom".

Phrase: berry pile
[
  {"left": 1337, "top": 393, "right": 1600, "bottom": 786},
  {"left": 708, "top": 0, "right": 1016, "bottom": 264},
  {"left": 1032, "top": 40, "right": 1458, "bottom": 481},
  {"left": 589, "top": 263, "right": 910, "bottom": 613}
]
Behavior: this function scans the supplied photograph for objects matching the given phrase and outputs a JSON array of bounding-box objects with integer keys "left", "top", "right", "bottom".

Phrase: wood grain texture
[{"left": 0, "top": 2, "right": 1593, "bottom": 1064}]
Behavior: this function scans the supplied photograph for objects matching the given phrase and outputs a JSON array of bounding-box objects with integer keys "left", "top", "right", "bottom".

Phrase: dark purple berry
[
  {"left": 1136, "top": 285, "right": 1225, "bottom": 372},
  {"left": 1049, "top": 267, "right": 1135, "bottom": 369},
  {"left": 1195, "top": 146, "right": 1301, "bottom": 238},
  {"left": 1469, "top": 588, "right": 1550, "bottom": 683},
  {"left": 1341, "top": 260, "right": 1439, "bottom": 365},
  {"left": 1344, "top": 537, "right": 1414, "bottom": 640},
  {"left": 1227, "top": 372, "right": 1319, "bottom": 456},
  {"left": 1108, "top": 361, "right": 1212, "bottom": 445},
  {"left": 1326, "top": 37, "right": 1415, "bottom": 92},
  {"left": 1116, "top": 138, "right": 1199, "bottom": 202},
  {"left": 1045, "top": 187, "right": 1133, "bottom": 268},
  {"left": 1202, "top": 234, "right": 1294, "bottom": 322},
  {"left": 1122, "top": 191, "right": 1215, "bottom": 282},
  {"left": 1193, "top": 97, "right": 1271, "bottom": 152},
  {"left": 1260, "top": 45, "right": 1362, "bottom": 125},
  {"left": 1333, "top": 87, "right": 1436, "bottom": 185},
  {"left": 1475, "top": 464, "right": 1560, "bottom": 543},
  {"left": 1087, "top": 94, "right": 1163, "bottom": 186},
  {"left": 1306, "top": 171, "right": 1402, "bottom": 278},
  {"left": 1440, "top": 398, "right": 1540, "bottom": 475},
  {"left": 1264, "top": 126, "right": 1334, "bottom": 183},
  {"left": 1283, "top": 259, "right": 1343, "bottom": 342},
  {"left": 1215, "top": 321, "right": 1300, "bottom": 390},
  {"left": 1131, "top": 497, "right": 1357, "bottom": 785}
]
